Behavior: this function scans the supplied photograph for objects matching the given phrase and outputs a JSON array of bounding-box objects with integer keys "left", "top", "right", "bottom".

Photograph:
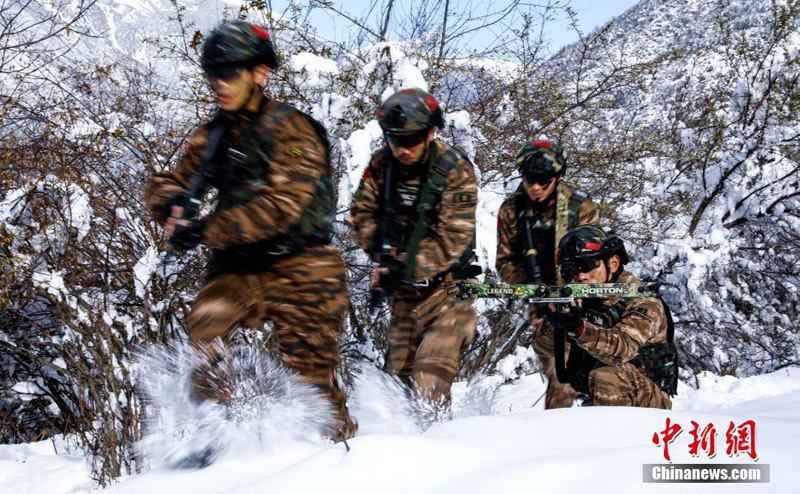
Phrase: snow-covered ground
[{"left": 2, "top": 366, "right": 798, "bottom": 494}]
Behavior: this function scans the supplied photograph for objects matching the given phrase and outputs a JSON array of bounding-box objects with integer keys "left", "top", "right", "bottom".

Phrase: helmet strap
[{"left": 242, "top": 78, "right": 264, "bottom": 113}]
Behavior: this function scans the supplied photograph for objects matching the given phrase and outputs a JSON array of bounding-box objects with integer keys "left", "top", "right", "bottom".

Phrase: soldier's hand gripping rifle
[{"left": 166, "top": 122, "right": 227, "bottom": 252}]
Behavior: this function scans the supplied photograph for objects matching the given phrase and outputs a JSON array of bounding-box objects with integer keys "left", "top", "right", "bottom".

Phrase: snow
[
  {"left": 2, "top": 366, "right": 798, "bottom": 493},
  {"left": 0, "top": 186, "right": 30, "bottom": 223},
  {"left": 0, "top": 439, "right": 93, "bottom": 494},
  {"left": 393, "top": 57, "right": 428, "bottom": 91},
  {"left": 67, "top": 185, "right": 92, "bottom": 242},
  {"left": 290, "top": 52, "right": 340, "bottom": 87},
  {"left": 133, "top": 246, "right": 161, "bottom": 299},
  {"left": 31, "top": 270, "right": 67, "bottom": 298},
  {"left": 336, "top": 119, "right": 383, "bottom": 219}
]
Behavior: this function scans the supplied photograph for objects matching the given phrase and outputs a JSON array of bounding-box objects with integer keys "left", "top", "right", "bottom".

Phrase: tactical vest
[
  {"left": 378, "top": 142, "right": 477, "bottom": 281},
  {"left": 209, "top": 101, "right": 334, "bottom": 271},
  {"left": 514, "top": 184, "right": 587, "bottom": 284},
  {"left": 556, "top": 298, "right": 679, "bottom": 397}
]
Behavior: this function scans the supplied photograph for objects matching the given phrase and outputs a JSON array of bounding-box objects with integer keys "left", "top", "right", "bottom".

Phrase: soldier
[
  {"left": 144, "top": 21, "right": 356, "bottom": 441},
  {"left": 532, "top": 224, "right": 677, "bottom": 408},
  {"left": 348, "top": 88, "right": 481, "bottom": 407},
  {"left": 495, "top": 140, "right": 599, "bottom": 409}
]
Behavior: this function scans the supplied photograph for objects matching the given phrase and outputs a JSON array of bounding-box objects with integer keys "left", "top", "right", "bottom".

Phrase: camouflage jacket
[
  {"left": 532, "top": 271, "right": 670, "bottom": 366},
  {"left": 496, "top": 183, "right": 599, "bottom": 284},
  {"left": 347, "top": 140, "right": 478, "bottom": 282},
  {"left": 145, "top": 98, "right": 332, "bottom": 253}
]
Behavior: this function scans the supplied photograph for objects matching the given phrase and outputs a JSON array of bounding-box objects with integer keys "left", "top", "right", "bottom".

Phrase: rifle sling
[
  {"left": 378, "top": 154, "right": 396, "bottom": 258},
  {"left": 554, "top": 184, "right": 569, "bottom": 284},
  {"left": 553, "top": 326, "right": 570, "bottom": 384},
  {"left": 402, "top": 142, "right": 440, "bottom": 280}
]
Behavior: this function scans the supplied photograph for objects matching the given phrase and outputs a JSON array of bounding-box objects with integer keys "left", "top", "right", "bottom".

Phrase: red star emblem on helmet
[
  {"left": 250, "top": 24, "right": 270, "bottom": 40},
  {"left": 423, "top": 95, "right": 439, "bottom": 111}
]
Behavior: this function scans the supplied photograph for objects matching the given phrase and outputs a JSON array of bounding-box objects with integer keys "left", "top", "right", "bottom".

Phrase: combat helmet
[
  {"left": 201, "top": 21, "right": 278, "bottom": 76},
  {"left": 515, "top": 140, "right": 567, "bottom": 177},
  {"left": 557, "top": 224, "right": 629, "bottom": 279},
  {"left": 377, "top": 88, "right": 445, "bottom": 135}
]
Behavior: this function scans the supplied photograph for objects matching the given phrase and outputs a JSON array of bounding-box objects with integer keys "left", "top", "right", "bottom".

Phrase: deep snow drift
[{"left": 2, "top": 365, "right": 798, "bottom": 494}]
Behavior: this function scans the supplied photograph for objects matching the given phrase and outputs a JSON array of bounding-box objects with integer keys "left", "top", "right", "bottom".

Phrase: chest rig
[
  {"left": 514, "top": 184, "right": 587, "bottom": 284},
  {"left": 207, "top": 100, "right": 334, "bottom": 272},
  {"left": 377, "top": 143, "right": 478, "bottom": 283}
]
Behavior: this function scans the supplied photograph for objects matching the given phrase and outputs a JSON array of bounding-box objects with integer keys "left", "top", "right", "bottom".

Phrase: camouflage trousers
[
  {"left": 584, "top": 363, "right": 672, "bottom": 409},
  {"left": 387, "top": 281, "right": 477, "bottom": 405},
  {"left": 529, "top": 305, "right": 579, "bottom": 409},
  {"left": 540, "top": 355, "right": 580, "bottom": 409},
  {"left": 186, "top": 245, "right": 357, "bottom": 441}
]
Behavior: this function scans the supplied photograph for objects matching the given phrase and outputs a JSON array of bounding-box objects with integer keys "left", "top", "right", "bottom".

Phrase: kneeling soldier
[{"left": 532, "top": 224, "right": 677, "bottom": 408}]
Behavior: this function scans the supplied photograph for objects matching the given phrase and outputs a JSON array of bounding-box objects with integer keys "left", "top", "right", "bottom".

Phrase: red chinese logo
[
  {"left": 653, "top": 418, "right": 758, "bottom": 462},
  {"left": 725, "top": 420, "right": 758, "bottom": 460},
  {"left": 688, "top": 421, "right": 717, "bottom": 458},
  {"left": 652, "top": 417, "right": 683, "bottom": 461}
]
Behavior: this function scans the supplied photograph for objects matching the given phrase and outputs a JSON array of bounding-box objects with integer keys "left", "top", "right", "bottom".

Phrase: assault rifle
[
  {"left": 507, "top": 209, "right": 545, "bottom": 310},
  {"left": 169, "top": 120, "right": 227, "bottom": 241},
  {"left": 457, "top": 281, "right": 660, "bottom": 302},
  {"left": 520, "top": 210, "right": 544, "bottom": 285},
  {"left": 368, "top": 159, "right": 396, "bottom": 317}
]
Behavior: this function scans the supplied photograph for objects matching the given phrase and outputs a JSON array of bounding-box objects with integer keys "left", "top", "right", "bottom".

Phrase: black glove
[
  {"left": 546, "top": 305, "right": 585, "bottom": 338},
  {"left": 162, "top": 192, "right": 188, "bottom": 221},
  {"left": 169, "top": 219, "right": 205, "bottom": 252},
  {"left": 377, "top": 258, "right": 405, "bottom": 291}
]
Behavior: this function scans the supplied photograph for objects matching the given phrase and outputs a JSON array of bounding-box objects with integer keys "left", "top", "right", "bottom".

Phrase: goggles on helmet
[
  {"left": 384, "top": 131, "right": 428, "bottom": 149},
  {"left": 523, "top": 173, "right": 557, "bottom": 186},
  {"left": 560, "top": 258, "right": 602, "bottom": 281},
  {"left": 204, "top": 64, "right": 246, "bottom": 81}
]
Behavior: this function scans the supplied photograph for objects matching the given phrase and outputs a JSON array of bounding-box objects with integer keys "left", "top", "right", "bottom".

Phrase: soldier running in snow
[
  {"left": 144, "top": 21, "right": 356, "bottom": 441},
  {"left": 348, "top": 88, "right": 481, "bottom": 407},
  {"left": 532, "top": 224, "right": 678, "bottom": 408},
  {"left": 495, "top": 140, "right": 599, "bottom": 409}
]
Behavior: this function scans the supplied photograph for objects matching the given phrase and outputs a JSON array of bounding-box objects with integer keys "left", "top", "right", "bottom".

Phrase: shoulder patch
[
  {"left": 453, "top": 192, "right": 473, "bottom": 203},
  {"left": 286, "top": 146, "right": 306, "bottom": 158}
]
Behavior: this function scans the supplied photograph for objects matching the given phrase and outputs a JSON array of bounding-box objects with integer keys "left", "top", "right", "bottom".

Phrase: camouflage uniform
[
  {"left": 532, "top": 271, "right": 672, "bottom": 409},
  {"left": 145, "top": 98, "right": 356, "bottom": 440},
  {"left": 348, "top": 140, "right": 479, "bottom": 405},
  {"left": 496, "top": 183, "right": 599, "bottom": 408}
]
